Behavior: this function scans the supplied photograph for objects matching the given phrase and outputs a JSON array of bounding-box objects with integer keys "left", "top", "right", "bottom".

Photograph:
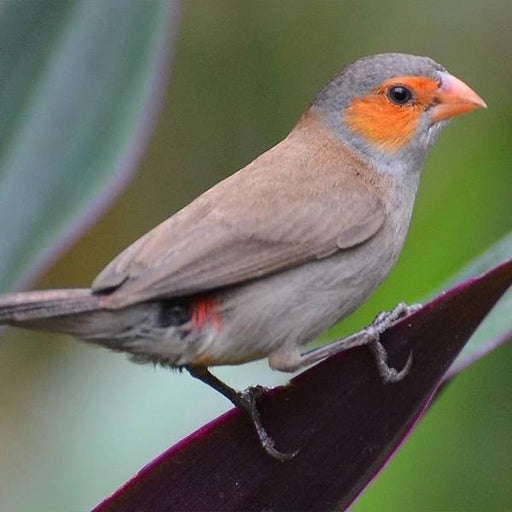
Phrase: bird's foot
[
  {"left": 186, "top": 366, "right": 296, "bottom": 461},
  {"left": 365, "top": 302, "right": 420, "bottom": 383},
  {"left": 371, "top": 302, "right": 421, "bottom": 331},
  {"left": 368, "top": 339, "right": 413, "bottom": 383},
  {"left": 235, "top": 385, "right": 298, "bottom": 462}
]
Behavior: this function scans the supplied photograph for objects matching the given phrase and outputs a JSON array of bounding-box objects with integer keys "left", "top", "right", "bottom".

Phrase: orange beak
[{"left": 431, "top": 71, "right": 487, "bottom": 123}]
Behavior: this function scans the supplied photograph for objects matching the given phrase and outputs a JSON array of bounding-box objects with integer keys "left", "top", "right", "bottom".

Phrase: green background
[{"left": 1, "top": 1, "right": 511, "bottom": 510}]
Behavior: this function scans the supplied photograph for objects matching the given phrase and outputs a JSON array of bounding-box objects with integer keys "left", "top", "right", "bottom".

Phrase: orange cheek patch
[
  {"left": 345, "top": 76, "right": 438, "bottom": 153},
  {"left": 345, "top": 96, "right": 420, "bottom": 152},
  {"left": 191, "top": 296, "right": 222, "bottom": 333}
]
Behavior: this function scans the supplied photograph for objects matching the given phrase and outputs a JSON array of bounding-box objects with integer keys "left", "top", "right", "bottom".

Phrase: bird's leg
[
  {"left": 186, "top": 365, "right": 297, "bottom": 461},
  {"left": 270, "top": 302, "right": 420, "bottom": 383}
]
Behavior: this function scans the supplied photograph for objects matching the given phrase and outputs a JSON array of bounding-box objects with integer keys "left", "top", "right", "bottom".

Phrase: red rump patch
[{"left": 191, "top": 296, "right": 222, "bottom": 333}]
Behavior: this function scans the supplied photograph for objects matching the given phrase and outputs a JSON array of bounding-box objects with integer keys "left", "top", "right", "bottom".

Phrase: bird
[{"left": 0, "top": 53, "right": 485, "bottom": 460}]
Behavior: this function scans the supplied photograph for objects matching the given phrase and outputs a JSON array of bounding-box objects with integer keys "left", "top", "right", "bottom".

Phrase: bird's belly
[
  {"left": 206, "top": 230, "right": 401, "bottom": 365},
  {"left": 111, "top": 218, "right": 408, "bottom": 368}
]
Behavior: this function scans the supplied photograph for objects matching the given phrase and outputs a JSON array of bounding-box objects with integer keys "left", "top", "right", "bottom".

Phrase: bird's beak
[{"left": 431, "top": 71, "right": 487, "bottom": 123}]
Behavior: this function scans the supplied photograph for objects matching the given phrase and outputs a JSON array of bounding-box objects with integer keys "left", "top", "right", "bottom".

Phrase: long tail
[
  {"left": 0, "top": 288, "right": 159, "bottom": 345},
  {"left": 0, "top": 288, "right": 103, "bottom": 333},
  {"left": 0, "top": 288, "right": 99, "bottom": 322}
]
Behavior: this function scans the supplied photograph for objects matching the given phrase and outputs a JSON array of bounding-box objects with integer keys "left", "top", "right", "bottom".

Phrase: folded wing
[{"left": 93, "top": 138, "right": 386, "bottom": 308}]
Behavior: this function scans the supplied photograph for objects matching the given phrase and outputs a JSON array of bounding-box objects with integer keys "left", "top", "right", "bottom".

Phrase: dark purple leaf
[{"left": 94, "top": 258, "right": 512, "bottom": 512}]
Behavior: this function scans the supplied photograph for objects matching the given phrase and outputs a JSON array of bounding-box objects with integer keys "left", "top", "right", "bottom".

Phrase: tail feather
[
  {"left": 0, "top": 288, "right": 100, "bottom": 324},
  {"left": 0, "top": 288, "right": 159, "bottom": 344},
  {"left": 0, "top": 288, "right": 192, "bottom": 363}
]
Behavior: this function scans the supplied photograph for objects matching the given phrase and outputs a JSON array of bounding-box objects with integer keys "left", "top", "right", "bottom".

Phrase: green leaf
[
  {"left": 0, "top": 0, "right": 179, "bottom": 291},
  {"left": 438, "top": 232, "right": 512, "bottom": 377}
]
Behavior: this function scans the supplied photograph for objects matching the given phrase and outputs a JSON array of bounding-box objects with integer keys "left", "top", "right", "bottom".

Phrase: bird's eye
[{"left": 387, "top": 85, "right": 413, "bottom": 105}]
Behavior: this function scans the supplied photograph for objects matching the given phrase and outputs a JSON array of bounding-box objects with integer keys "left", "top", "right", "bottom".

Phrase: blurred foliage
[
  {"left": 0, "top": 0, "right": 175, "bottom": 292},
  {"left": 0, "top": 1, "right": 511, "bottom": 511},
  {"left": 443, "top": 232, "right": 512, "bottom": 378}
]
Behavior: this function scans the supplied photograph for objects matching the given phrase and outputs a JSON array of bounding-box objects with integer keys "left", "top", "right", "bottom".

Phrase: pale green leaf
[{"left": 0, "top": 0, "right": 179, "bottom": 291}]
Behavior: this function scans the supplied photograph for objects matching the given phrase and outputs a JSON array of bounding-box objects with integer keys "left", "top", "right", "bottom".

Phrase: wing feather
[{"left": 93, "top": 128, "right": 386, "bottom": 308}]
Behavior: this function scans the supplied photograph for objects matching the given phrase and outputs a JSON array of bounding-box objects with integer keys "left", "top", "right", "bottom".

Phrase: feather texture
[{"left": 93, "top": 113, "right": 386, "bottom": 308}]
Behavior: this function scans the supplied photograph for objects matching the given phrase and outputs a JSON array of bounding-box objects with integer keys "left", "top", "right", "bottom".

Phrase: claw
[
  {"left": 380, "top": 350, "right": 413, "bottom": 383},
  {"left": 238, "top": 385, "right": 298, "bottom": 461},
  {"left": 372, "top": 301, "right": 418, "bottom": 333},
  {"left": 366, "top": 302, "right": 417, "bottom": 384},
  {"left": 369, "top": 339, "right": 413, "bottom": 383},
  {"left": 407, "top": 303, "right": 422, "bottom": 314}
]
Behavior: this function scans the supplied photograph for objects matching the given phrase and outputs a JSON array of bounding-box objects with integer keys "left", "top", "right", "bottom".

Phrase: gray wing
[{"left": 93, "top": 163, "right": 386, "bottom": 309}]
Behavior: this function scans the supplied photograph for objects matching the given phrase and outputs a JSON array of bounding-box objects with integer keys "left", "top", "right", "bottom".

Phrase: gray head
[{"left": 310, "top": 53, "right": 485, "bottom": 173}]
